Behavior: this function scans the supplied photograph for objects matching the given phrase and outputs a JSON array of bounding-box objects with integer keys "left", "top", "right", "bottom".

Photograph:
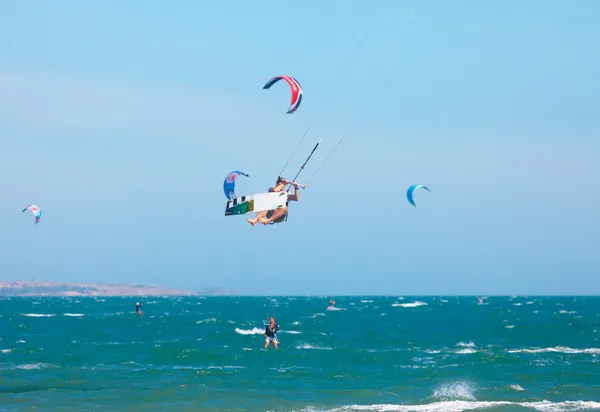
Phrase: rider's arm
[{"left": 288, "top": 182, "right": 300, "bottom": 201}]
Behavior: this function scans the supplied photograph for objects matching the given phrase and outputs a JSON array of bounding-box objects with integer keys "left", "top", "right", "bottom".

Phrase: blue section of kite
[
  {"left": 407, "top": 184, "right": 430, "bottom": 207},
  {"left": 22, "top": 204, "right": 42, "bottom": 224},
  {"left": 223, "top": 171, "right": 249, "bottom": 200}
]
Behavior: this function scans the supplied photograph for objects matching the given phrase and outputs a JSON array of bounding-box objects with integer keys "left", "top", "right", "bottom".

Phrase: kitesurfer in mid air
[
  {"left": 136, "top": 302, "right": 143, "bottom": 316},
  {"left": 264, "top": 317, "right": 280, "bottom": 349},
  {"left": 246, "top": 177, "right": 300, "bottom": 226}
]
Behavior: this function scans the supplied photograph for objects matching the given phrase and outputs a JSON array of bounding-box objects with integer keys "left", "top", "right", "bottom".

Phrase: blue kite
[
  {"left": 407, "top": 184, "right": 430, "bottom": 207},
  {"left": 223, "top": 171, "right": 249, "bottom": 200}
]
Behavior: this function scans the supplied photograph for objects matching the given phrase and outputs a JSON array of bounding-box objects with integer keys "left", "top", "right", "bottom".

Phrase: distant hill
[{"left": 0, "top": 280, "right": 236, "bottom": 297}]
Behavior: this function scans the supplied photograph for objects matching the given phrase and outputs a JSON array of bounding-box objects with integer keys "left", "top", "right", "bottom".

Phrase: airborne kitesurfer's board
[{"left": 225, "top": 192, "right": 288, "bottom": 216}]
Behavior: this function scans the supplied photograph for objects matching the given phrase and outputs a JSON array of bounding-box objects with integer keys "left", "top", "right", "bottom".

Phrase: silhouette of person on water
[{"left": 136, "top": 302, "right": 143, "bottom": 316}]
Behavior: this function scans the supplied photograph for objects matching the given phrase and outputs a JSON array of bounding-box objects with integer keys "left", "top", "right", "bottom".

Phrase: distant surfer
[
  {"left": 328, "top": 299, "right": 336, "bottom": 309},
  {"left": 264, "top": 316, "right": 279, "bottom": 349},
  {"left": 246, "top": 177, "right": 300, "bottom": 226},
  {"left": 136, "top": 302, "right": 143, "bottom": 316}
]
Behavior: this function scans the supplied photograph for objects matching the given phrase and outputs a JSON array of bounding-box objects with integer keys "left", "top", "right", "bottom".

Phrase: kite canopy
[
  {"left": 406, "top": 184, "right": 430, "bottom": 207},
  {"left": 263, "top": 76, "right": 303, "bottom": 114},
  {"left": 223, "top": 171, "right": 249, "bottom": 200},
  {"left": 22, "top": 204, "right": 42, "bottom": 224}
]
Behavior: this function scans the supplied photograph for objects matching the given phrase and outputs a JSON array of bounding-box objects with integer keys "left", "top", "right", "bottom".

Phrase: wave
[
  {"left": 432, "top": 380, "right": 476, "bottom": 401},
  {"left": 14, "top": 363, "right": 57, "bottom": 370},
  {"left": 455, "top": 349, "right": 477, "bottom": 354},
  {"left": 311, "top": 400, "right": 600, "bottom": 411},
  {"left": 296, "top": 343, "right": 332, "bottom": 351},
  {"left": 392, "top": 301, "right": 428, "bottom": 308},
  {"left": 196, "top": 318, "right": 217, "bottom": 324},
  {"left": 234, "top": 327, "right": 263, "bottom": 335},
  {"left": 64, "top": 313, "right": 85, "bottom": 317},
  {"left": 21, "top": 313, "right": 55, "bottom": 317},
  {"left": 509, "top": 346, "right": 600, "bottom": 355}
]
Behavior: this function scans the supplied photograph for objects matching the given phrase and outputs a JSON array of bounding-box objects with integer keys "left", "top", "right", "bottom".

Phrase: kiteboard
[{"left": 225, "top": 192, "right": 288, "bottom": 216}]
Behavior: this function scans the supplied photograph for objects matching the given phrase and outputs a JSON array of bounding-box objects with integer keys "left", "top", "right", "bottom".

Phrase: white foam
[
  {"left": 196, "top": 318, "right": 217, "bottom": 324},
  {"left": 234, "top": 327, "right": 263, "bottom": 335},
  {"left": 432, "top": 380, "right": 476, "bottom": 401},
  {"left": 327, "top": 306, "right": 342, "bottom": 311},
  {"left": 508, "top": 346, "right": 600, "bottom": 355},
  {"left": 64, "top": 313, "right": 85, "bottom": 317},
  {"left": 456, "top": 349, "right": 477, "bottom": 354},
  {"left": 392, "top": 301, "right": 428, "bottom": 308},
  {"left": 1, "top": 349, "right": 13, "bottom": 353},
  {"left": 22, "top": 313, "right": 55, "bottom": 317},
  {"left": 15, "top": 363, "right": 54, "bottom": 370},
  {"left": 456, "top": 341, "right": 475, "bottom": 348},
  {"left": 296, "top": 343, "right": 332, "bottom": 350},
  {"left": 510, "top": 384, "right": 525, "bottom": 391},
  {"left": 314, "top": 400, "right": 600, "bottom": 411},
  {"left": 281, "top": 330, "right": 302, "bottom": 334}
]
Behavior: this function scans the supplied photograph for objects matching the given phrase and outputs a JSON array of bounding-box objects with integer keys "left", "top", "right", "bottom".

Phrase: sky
[{"left": 1, "top": 0, "right": 599, "bottom": 295}]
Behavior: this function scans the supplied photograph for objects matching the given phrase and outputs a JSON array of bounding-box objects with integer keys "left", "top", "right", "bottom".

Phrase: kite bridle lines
[
  {"left": 283, "top": 138, "right": 322, "bottom": 222},
  {"left": 278, "top": 124, "right": 312, "bottom": 179}
]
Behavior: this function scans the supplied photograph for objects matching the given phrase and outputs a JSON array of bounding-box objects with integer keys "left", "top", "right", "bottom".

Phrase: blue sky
[{"left": 1, "top": 0, "right": 599, "bottom": 295}]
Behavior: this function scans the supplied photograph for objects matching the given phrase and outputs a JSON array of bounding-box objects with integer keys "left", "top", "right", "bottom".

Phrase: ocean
[{"left": 1, "top": 296, "right": 599, "bottom": 411}]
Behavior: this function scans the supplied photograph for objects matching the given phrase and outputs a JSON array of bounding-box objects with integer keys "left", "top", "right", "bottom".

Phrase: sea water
[{"left": 1, "top": 296, "right": 599, "bottom": 411}]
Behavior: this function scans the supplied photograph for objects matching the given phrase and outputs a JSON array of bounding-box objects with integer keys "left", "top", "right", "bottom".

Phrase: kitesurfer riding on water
[
  {"left": 264, "top": 317, "right": 280, "bottom": 349},
  {"left": 246, "top": 177, "right": 300, "bottom": 226},
  {"left": 136, "top": 302, "right": 143, "bottom": 316}
]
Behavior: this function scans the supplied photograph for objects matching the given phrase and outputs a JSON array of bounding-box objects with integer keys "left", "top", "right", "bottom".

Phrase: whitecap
[
  {"left": 456, "top": 349, "right": 477, "bottom": 354},
  {"left": 392, "top": 301, "right": 427, "bottom": 308},
  {"left": 21, "top": 313, "right": 55, "bottom": 317},
  {"left": 432, "top": 380, "right": 476, "bottom": 401},
  {"left": 327, "top": 400, "right": 600, "bottom": 411},
  {"left": 196, "top": 318, "right": 217, "bottom": 324},
  {"left": 234, "top": 327, "right": 263, "bottom": 335},
  {"left": 508, "top": 346, "right": 600, "bottom": 355},
  {"left": 296, "top": 343, "right": 332, "bottom": 351}
]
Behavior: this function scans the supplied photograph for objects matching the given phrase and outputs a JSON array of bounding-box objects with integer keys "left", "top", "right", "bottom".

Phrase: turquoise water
[{"left": 1, "top": 296, "right": 600, "bottom": 411}]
